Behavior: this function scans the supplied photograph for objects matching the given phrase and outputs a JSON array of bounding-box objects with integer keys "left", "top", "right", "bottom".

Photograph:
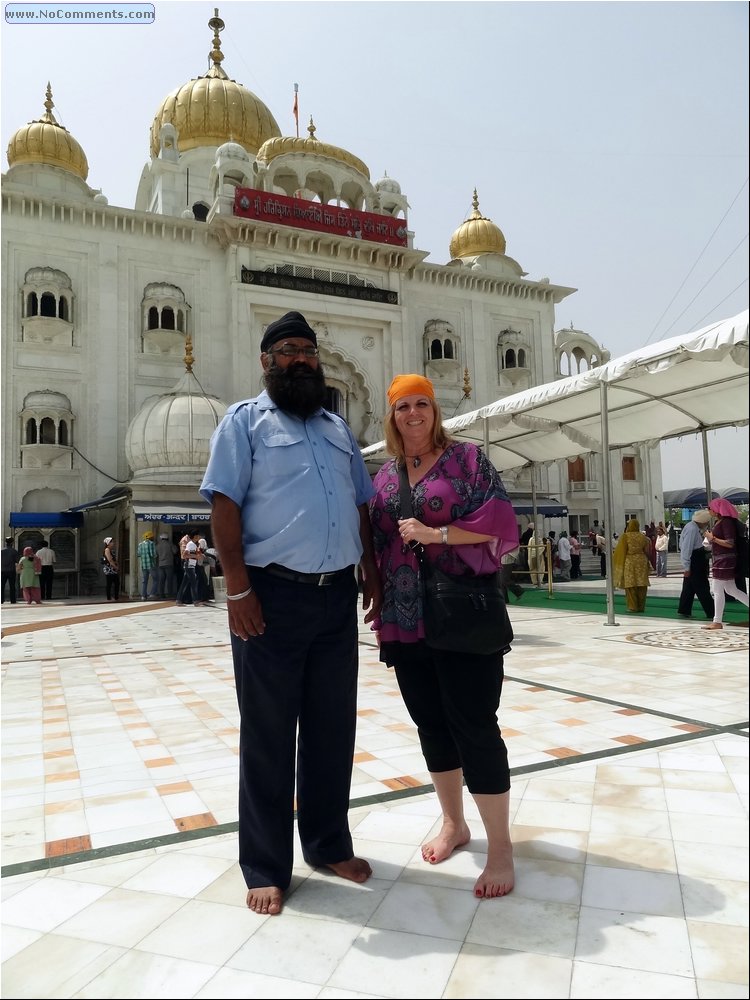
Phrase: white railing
[{"left": 569, "top": 481, "right": 599, "bottom": 492}]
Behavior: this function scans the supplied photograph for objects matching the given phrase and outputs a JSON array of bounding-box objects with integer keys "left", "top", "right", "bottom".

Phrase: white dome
[
  {"left": 125, "top": 371, "right": 227, "bottom": 483},
  {"left": 375, "top": 172, "right": 401, "bottom": 194},
  {"left": 215, "top": 140, "right": 250, "bottom": 162}
]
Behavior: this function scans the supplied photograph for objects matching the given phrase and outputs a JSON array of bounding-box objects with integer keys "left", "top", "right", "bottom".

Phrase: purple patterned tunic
[{"left": 370, "top": 442, "right": 519, "bottom": 644}]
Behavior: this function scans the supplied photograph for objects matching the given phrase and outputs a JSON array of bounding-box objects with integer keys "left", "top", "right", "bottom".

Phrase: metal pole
[
  {"left": 701, "top": 428, "right": 712, "bottom": 506},
  {"left": 600, "top": 381, "right": 619, "bottom": 627}
]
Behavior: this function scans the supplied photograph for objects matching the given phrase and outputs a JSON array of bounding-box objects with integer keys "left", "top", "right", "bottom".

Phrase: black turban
[{"left": 260, "top": 311, "right": 317, "bottom": 353}]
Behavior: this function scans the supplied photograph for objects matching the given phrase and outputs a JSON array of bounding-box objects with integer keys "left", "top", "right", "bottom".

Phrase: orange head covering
[{"left": 387, "top": 374, "right": 435, "bottom": 407}]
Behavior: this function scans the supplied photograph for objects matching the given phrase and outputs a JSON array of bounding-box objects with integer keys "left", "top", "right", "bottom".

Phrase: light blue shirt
[
  {"left": 200, "top": 390, "right": 374, "bottom": 573},
  {"left": 679, "top": 519, "right": 705, "bottom": 571}
]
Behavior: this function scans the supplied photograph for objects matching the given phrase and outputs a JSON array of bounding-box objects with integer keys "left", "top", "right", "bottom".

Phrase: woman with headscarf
[
  {"left": 702, "top": 498, "right": 749, "bottom": 630},
  {"left": 102, "top": 536, "right": 120, "bottom": 602},
  {"left": 16, "top": 546, "right": 42, "bottom": 604},
  {"left": 369, "top": 373, "right": 519, "bottom": 899},
  {"left": 612, "top": 518, "right": 651, "bottom": 612}
]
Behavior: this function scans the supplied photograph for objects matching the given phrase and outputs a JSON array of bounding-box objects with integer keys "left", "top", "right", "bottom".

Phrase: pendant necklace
[{"left": 405, "top": 451, "right": 432, "bottom": 469}]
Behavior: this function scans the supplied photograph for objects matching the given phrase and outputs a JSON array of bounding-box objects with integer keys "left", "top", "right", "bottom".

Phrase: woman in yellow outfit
[{"left": 612, "top": 519, "right": 651, "bottom": 612}]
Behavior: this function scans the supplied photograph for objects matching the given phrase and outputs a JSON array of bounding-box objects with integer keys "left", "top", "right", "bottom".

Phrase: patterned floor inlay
[{"left": 622, "top": 626, "right": 750, "bottom": 652}]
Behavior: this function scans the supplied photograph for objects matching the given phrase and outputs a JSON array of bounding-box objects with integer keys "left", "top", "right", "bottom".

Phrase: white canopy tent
[{"left": 362, "top": 309, "right": 749, "bottom": 623}]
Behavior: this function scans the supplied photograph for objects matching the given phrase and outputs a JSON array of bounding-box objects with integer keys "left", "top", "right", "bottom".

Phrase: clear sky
[{"left": 2, "top": 0, "right": 748, "bottom": 490}]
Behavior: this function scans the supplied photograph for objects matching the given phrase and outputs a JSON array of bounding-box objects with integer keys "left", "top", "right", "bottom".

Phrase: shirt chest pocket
[
  {"left": 319, "top": 424, "right": 353, "bottom": 478},
  {"left": 258, "top": 429, "right": 309, "bottom": 476}
]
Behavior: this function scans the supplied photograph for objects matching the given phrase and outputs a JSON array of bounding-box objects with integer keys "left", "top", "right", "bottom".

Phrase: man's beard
[{"left": 265, "top": 359, "right": 327, "bottom": 418}]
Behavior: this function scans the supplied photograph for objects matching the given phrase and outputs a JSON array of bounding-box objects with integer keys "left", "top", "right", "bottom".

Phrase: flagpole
[{"left": 293, "top": 82, "right": 299, "bottom": 138}]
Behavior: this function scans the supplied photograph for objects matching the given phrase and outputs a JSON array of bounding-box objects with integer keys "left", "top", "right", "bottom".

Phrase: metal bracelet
[
  {"left": 226, "top": 586, "right": 253, "bottom": 601},
  {"left": 440, "top": 526, "right": 449, "bottom": 545}
]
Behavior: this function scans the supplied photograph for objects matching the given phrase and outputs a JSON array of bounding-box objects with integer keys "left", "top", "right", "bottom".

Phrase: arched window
[
  {"left": 424, "top": 320, "right": 459, "bottom": 367},
  {"left": 141, "top": 283, "right": 191, "bottom": 356},
  {"left": 59, "top": 421, "right": 68, "bottom": 446},
  {"left": 40, "top": 417, "right": 56, "bottom": 444},
  {"left": 325, "top": 386, "right": 343, "bottom": 415},
  {"left": 25, "top": 418, "right": 37, "bottom": 444},
  {"left": 518, "top": 348, "right": 527, "bottom": 368},
  {"left": 21, "top": 268, "right": 74, "bottom": 344},
  {"left": 504, "top": 349, "right": 517, "bottom": 369},
  {"left": 40, "top": 292, "right": 56, "bottom": 317}
]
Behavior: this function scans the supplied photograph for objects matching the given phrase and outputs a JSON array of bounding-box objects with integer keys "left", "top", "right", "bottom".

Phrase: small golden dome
[
  {"left": 6, "top": 83, "right": 88, "bottom": 180},
  {"left": 449, "top": 189, "right": 506, "bottom": 259},
  {"left": 256, "top": 118, "right": 370, "bottom": 180},
  {"left": 149, "top": 11, "right": 281, "bottom": 158}
]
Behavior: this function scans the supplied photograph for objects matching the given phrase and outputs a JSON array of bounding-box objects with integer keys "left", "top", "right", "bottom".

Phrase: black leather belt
[{"left": 262, "top": 563, "right": 354, "bottom": 586}]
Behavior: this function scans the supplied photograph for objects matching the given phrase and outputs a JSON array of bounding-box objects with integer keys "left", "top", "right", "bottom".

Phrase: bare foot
[
  {"left": 474, "top": 849, "right": 515, "bottom": 898},
  {"left": 325, "top": 856, "right": 372, "bottom": 883},
  {"left": 421, "top": 821, "right": 471, "bottom": 864},
  {"left": 246, "top": 886, "right": 283, "bottom": 915},
  {"left": 702, "top": 622, "right": 723, "bottom": 630}
]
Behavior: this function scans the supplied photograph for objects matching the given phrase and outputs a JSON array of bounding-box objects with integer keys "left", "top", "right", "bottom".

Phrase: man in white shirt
[{"left": 35, "top": 541, "right": 57, "bottom": 600}]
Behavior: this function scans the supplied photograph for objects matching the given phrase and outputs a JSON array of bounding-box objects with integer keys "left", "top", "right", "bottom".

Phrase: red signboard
[{"left": 234, "top": 189, "right": 408, "bottom": 248}]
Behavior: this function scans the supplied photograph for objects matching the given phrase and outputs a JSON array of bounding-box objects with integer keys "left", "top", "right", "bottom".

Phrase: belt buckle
[{"left": 318, "top": 572, "right": 332, "bottom": 586}]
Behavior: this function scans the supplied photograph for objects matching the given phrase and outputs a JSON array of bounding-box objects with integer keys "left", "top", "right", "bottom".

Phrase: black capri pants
[{"left": 385, "top": 640, "right": 510, "bottom": 795}]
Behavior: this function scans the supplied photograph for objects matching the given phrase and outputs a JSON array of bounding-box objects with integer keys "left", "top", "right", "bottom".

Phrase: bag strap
[{"left": 397, "top": 462, "right": 428, "bottom": 569}]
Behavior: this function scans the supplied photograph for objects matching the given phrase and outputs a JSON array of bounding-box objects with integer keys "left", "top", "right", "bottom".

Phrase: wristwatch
[{"left": 440, "top": 526, "right": 449, "bottom": 545}]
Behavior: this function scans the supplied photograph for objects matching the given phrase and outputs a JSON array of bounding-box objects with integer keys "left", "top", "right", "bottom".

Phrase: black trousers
[
  {"left": 40, "top": 566, "right": 54, "bottom": 600},
  {"left": 388, "top": 640, "right": 510, "bottom": 795},
  {"left": 678, "top": 548, "right": 715, "bottom": 619},
  {"left": 231, "top": 566, "right": 359, "bottom": 891},
  {"left": 1, "top": 570, "right": 17, "bottom": 603}
]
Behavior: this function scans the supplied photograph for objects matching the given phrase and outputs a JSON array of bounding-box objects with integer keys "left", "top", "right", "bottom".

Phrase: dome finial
[
  {"left": 207, "top": 8, "right": 228, "bottom": 78},
  {"left": 184, "top": 333, "right": 194, "bottom": 373},
  {"left": 43, "top": 82, "right": 57, "bottom": 123},
  {"left": 307, "top": 117, "right": 317, "bottom": 140},
  {"left": 472, "top": 188, "right": 480, "bottom": 214}
]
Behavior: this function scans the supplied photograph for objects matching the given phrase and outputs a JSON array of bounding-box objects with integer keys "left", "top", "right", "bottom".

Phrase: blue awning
[
  {"left": 10, "top": 512, "right": 83, "bottom": 528},
  {"left": 68, "top": 487, "right": 129, "bottom": 513},
  {"left": 511, "top": 498, "right": 569, "bottom": 517}
]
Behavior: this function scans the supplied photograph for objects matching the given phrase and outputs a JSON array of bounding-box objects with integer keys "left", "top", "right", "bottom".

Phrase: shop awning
[
  {"left": 68, "top": 487, "right": 129, "bottom": 512},
  {"left": 511, "top": 498, "right": 569, "bottom": 517},
  {"left": 132, "top": 502, "right": 211, "bottom": 523},
  {"left": 9, "top": 511, "right": 83, "bottom": 528}
]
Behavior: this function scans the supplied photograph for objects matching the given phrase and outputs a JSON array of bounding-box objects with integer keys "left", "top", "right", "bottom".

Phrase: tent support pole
[
  {"left": 701, "top": 429, "right": 712, "bottom": 504},
  {"left": 600, "top": 382, "right": 619, "bottom": 627}
]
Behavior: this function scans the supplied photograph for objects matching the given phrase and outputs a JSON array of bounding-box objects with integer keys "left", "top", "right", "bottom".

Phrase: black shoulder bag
[{"left": 397, "top": 463, "right": 513, "bottom": 656}]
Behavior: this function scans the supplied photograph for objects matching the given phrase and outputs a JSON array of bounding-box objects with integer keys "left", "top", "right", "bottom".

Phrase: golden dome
[
  {"left": 6, "top": 83, "right": 88, "bottom": 180},
  {"left": 149, "top": 11, "right": 281, "bottom": 159},
  {"left": 256, "top": 118, "right": 370, "bottom": 179},
  {"left": 449, "top": 189, "right": 506, "bottom": 259}
]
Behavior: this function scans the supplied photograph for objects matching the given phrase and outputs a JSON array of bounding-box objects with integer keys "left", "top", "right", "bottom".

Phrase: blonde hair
[{"left": 384, "top": 397, "right": 452, "bottom": 467}]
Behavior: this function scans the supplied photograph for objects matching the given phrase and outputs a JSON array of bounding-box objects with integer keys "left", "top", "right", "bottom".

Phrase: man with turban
[{"left": 201, "top": 310, "right": 382, "bottom": 916}]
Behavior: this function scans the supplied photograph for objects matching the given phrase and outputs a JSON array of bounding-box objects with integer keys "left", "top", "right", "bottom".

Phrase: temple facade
[{"left": 1, "top": 10, "right": 662, "bottom": 595}]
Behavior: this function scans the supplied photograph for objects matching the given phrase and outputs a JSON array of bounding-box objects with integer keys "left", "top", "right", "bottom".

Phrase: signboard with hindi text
[{"left": 234, "top": 189, "right": 408, "bottom": 248}]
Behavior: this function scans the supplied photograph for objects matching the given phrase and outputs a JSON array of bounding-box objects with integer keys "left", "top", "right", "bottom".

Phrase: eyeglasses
[{"left": 268, "top": 343, "right": 319, "bottom": 359}]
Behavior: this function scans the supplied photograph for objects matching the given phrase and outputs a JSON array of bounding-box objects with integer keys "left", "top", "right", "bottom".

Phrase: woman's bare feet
[
  {"left": 326, "top": 856, "right": 372, "bottom": 883},
  {"left": 702, "top": 622, "right": 723, "bottom": 630},
  {"left": 246, "top": 886, "right": 283, "bottom": 915},
  {"left": 474, "top": 847, "right": 515, "bottom": 898},
  {"left": 422, "top": 821, "right": 471, "bottom": 864}
]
